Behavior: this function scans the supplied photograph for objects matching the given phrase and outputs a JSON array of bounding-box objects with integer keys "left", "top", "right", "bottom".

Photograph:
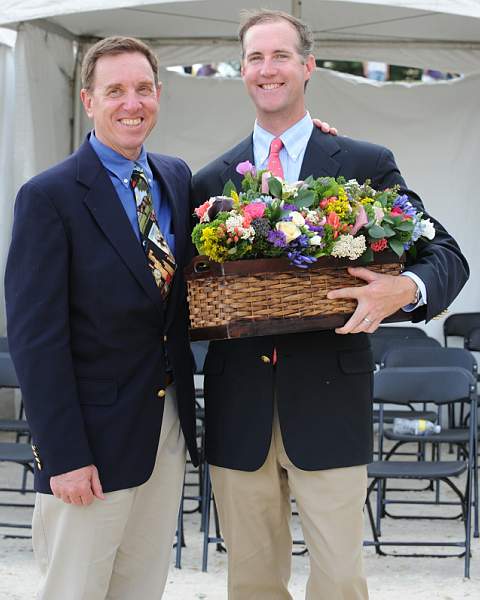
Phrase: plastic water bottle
[{"left": 392, "top": 418, "right": 441, "bottom": 435}]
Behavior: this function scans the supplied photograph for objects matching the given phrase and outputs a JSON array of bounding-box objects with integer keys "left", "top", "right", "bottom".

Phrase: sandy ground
[{"left": 1, "top": 441, "right": 479, "bottom": 600}]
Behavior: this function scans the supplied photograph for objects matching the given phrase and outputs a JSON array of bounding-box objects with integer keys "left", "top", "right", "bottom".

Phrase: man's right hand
[{"left": 50, "top": 465, "right": 105, "bottom": 506}]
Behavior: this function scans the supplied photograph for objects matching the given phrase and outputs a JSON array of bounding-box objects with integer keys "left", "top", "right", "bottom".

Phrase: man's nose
[
  {"left": 123, "top": 91, "right": 142, "bottom": 111},
  {"left": 260, "top": 57, "right": 277, "bottom": 77}
]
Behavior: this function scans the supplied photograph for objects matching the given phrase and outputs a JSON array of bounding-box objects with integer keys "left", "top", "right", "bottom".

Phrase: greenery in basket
[{"left": 192, "top": 161, "right": 435, "bottom": 267}]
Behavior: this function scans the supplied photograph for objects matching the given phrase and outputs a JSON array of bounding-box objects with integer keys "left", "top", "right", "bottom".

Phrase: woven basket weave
[{"left": 185, "top": 253, "right": 404, "bottom": 340}]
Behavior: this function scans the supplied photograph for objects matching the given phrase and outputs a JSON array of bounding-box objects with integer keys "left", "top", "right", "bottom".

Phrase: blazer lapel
[
  {"left": 76, "top": 140, "right": 164, "bottom": 315},
  {"left": 220, "top": 134, "right": 254, "bottom": 190},
  {"left": 299, "top": 128, "right": 342, "bottom": 180}
]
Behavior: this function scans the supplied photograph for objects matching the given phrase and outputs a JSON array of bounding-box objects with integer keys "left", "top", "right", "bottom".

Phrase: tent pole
[
  {"left": 291, "top": 0, "right": 302, "bottom": 18},
  {"left": 72, "top": 43, "right": 83, "bottom": 153}
]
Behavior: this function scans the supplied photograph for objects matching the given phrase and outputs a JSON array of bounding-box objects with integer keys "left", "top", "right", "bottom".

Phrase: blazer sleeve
[
  {"left": 372, "top": 147, "right": 469, "bottom": 322},
  {"left": 5, "top": 182, "right": 94, "bottom": 476}
]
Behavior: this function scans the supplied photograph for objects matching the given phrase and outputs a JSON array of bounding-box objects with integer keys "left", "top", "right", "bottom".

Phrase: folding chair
[
  {"left": 365, "top": 367, "right": 478, "bottom": 577},
  {"left": 444, "top": 313, "right": 480, "bottom": 347},
  {"left": 380, "top": 347, "right": 479, "bottom": 536},
  {"left": 465, "top": 327, "right": 480, "bottom": 353}
]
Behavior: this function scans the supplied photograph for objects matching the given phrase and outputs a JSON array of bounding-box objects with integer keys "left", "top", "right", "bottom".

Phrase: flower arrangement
[{"left": 192, "top": 161, "right": 435, "bottom": 267}]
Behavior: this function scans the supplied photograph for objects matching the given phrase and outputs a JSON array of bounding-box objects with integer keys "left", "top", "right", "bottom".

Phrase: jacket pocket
[
  {"left": 338, "top": 349, "right": 375, "bottom": 374},
  {"left": 77, "top": 379, "right": 118, "bottom": 406}
]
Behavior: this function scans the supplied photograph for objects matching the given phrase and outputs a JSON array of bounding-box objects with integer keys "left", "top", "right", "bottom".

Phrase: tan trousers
[
  {"left": 210, "top": 409, "right": 369, "bottom": 600},
  {"left": 32, "top": 387, "right": 186, "bottom": 600}
]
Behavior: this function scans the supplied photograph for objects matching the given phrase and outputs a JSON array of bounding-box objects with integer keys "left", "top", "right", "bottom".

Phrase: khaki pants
[
  {"left": 210, "top": 408, "right": 369, "bottom": 600},
  {"left": 32, "top": 387, "right": 186, "bottom": 600}
]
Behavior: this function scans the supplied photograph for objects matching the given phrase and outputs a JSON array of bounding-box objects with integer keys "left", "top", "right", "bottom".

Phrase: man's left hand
[{"left": 327, "top": 267, "right": 418, "bottom": 334}]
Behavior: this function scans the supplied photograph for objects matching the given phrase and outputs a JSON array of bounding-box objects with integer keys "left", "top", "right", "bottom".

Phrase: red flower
[
  {"left": 371, "top": 238, "right": 388, "bottom": 252},
  {"left": 327, "top": 212, "right": 340, "bottom": 229}
]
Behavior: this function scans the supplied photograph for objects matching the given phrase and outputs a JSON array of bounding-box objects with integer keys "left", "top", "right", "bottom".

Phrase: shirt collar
[
  {"left": 253, "top": 112, "right": 314, "bottom": 165},
  {"left": 89, "top": 130, "right": 153, "bottom": 188}
]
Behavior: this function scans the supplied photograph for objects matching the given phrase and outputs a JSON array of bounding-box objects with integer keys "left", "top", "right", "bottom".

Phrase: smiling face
[
  {"left": 80, "top": 51, "right": 161, "bottom": 160},
  {"left": 241, "top": 19, "right": 315, "bottom": 133}
]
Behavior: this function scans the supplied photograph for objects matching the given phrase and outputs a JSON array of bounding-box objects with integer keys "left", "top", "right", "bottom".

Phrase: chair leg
[
  {"left": 202, "top": 464, "right": 212, "bottom": 572},
  {"left": 175, "top": 473, "right": 186, "bottom": 569}
]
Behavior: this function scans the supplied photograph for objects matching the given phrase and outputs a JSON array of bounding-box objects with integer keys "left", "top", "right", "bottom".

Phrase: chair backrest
[
  {"left": 370, "top": 335, "right": 441, "bottom": 365},
  {"left": 0, "top": 352, "right": 19, "bottom": 388},
  {"left": 0, "top": 337, "right": 8, "bottom": 352},
  {"left": 443, "top": 312, "right": 480, "bottom": 345},
  {"left": 464, "top": 327, "right": 480, "bottom": 352},
  {"left": 374, "top": 366, "right": 477, "bottom": 406},
  {"left": 381, "top": 346, "right": 478, "bottom": 377},
  {"left": 374, "top": 326, "right": 427, "bottom": 338}
]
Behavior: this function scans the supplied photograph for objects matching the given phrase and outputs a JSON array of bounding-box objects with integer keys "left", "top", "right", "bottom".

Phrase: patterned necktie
[
  {"left": 130, "top": 167, "right": 176, "bottom": 299},
  {"left": 267, "top": 138, "right": 284, "bottom": 179}
]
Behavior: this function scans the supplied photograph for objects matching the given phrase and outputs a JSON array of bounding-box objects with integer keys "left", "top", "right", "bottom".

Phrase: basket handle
[{"left": 184, "top": 255, "right": 221, "bottom": 280}]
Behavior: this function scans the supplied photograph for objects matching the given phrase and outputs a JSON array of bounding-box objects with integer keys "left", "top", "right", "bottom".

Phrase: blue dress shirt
[
  {"left": 89, "top": 131, "right": 175, "bottom": 254},
  {"left": 252, "top": 114, "right": 426, "bottom": 308}
]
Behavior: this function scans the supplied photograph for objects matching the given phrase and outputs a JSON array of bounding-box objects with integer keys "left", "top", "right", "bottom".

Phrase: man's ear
[
  {"left": 80, "top": 88, "right": 93, "bottom": 118},
  {"left": 156, "top": 82, "right": 162, "bottom": 101},
  {"left": 304, "top": 54, "right": 316, "bottom": 82}
]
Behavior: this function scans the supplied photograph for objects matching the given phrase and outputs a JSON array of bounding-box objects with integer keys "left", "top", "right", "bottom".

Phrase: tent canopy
[{"left": 1, "top": 0, "right": 480, "bottom": 72}]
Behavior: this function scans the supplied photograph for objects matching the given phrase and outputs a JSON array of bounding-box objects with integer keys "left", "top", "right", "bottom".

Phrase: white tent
[{"left": 1, "top": 1, "right": 479, "bottom": 336}]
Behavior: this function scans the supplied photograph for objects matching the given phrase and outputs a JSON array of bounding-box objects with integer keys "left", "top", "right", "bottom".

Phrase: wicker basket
[{"left": 185, "top": 252, "right": 405, "bottom": 340}]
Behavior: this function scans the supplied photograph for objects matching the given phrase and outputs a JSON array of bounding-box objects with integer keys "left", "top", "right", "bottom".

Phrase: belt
[{"left": 165, "top": 372, "right": 174, "bottom": 387}]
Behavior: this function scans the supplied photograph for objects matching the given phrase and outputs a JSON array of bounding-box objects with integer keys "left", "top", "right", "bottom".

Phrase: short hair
[
  {"left": 81, "top": 36, "right": 159, "bottom": 91},
  {"left": 238, "top": 9, "right": 314, "bottom": 61}
]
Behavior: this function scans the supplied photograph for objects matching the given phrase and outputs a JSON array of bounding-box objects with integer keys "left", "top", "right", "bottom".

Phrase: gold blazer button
[
  {"left": 157, "top": 389, "right": 166, "bottom": 398},
  {"left": 260, "top": 355, "right": 271, "bottom": 364}
]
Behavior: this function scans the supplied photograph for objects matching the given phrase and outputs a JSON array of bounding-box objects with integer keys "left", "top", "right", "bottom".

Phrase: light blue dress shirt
[
  {"left": 252, "top": 114, "right": 426, "bottom": 308},
  {"left": 89, "top": 131, "right": 175, "bottom": 254}
]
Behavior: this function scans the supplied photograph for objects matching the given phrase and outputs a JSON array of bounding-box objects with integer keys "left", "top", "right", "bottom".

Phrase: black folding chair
[
  {"left": 444, "top": 313, "right": 480, "bottom": 347},
  {"left": 380, "top": 347, "right": 479, "bottom": 536},
  {"left": 365, "top": 367, "right": 478, "bottom": 577}
]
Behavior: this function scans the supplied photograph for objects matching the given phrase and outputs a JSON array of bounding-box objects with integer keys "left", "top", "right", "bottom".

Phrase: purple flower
[
  {"left": 267, "top": 229, "right": 287, "bottom": 248},
  {"left": 282, "top": 203, "right": 298, "bottom": 212},
  {"left": 307, "top": 224, "right": 324, "bottom": 233},
  {"left": 236, "top": 161, "right": 256, "bottom": 176},
  {"left": 393, "top": 194, "right": 416, "bottom": 219},
  {"left": 287, "top": 250, "right": 317, "bottom": 268}
]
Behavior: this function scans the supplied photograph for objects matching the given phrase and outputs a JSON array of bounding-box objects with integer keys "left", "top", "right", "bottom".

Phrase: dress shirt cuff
[{"left": 401, "top": 271, "right": 427, "bottom": 312}]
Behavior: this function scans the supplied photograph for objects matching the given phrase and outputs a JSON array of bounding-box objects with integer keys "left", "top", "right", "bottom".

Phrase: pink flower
[
  {"left": 244, "top": 203, "right": 266, "bottom": 220},
  {"left": 351, "top": 205, "right": 368, "bottom": 235},
  {"left": 236, "top": 161, "right": 256, "bottom": 176},
  {"left": 261, "top": 172, "right": 270, "bottom": 194},
  {"left": 242, "top": 214, "right": 252, "bottom": 228},
  {"left": 195, "top": 200, "right": 212, "bottom": 222},
  {"left": 390, "top": 207, "right": 403, "bottom": 217},
  {"left": 371, "top": 238, "right": 388, "bottom": 252}
]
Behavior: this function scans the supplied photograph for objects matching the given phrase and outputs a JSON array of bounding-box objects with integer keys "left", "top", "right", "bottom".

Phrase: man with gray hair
[
  {"left": 193, "top": 9, "right": 468, "bottom": 600},
  {"left": 5, "top": 36, "right": 198, "bottom": 599}
]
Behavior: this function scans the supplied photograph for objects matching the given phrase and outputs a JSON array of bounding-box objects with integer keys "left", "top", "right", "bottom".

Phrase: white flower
[
  {"left": 373, "top": 206, "right": 385, "bottom": 223},
  {"left": 282, "top": 182, "right": 300, "bottom": 196},
  {"left": 331, "top": 234, "right": 367, "bottom": 260},
  {"left": 225, "top": 214, "right": 255, "bottom": 241},
  {"left": 289, "top": 211, "right": 305, "bottom": 226},
  {"left": 419, "top": 218, "right": 435, "bottom": 240},
  {"left": 276, "top": 221, "right": 301, "bottom": 244},
  {"left": 309, "top": 235, "right": 323, "bottom": 246}
]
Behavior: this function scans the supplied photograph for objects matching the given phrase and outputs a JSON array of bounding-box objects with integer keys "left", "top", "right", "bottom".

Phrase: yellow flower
[
  {"left": 360, "top": 196, "right": 374, "bottom": 205},
  {"left": 200, "top": 227, "right": 229, "bottom": 262},
  {"left": 325, "top": 187, "right": 351, "bottom": 218}
]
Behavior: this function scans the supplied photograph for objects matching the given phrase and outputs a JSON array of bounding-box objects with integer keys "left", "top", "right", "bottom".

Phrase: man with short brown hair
[
  {"left": 5, "top": 36, "right": 197, "bottom": 599},
  {"left": 193, "top": 9, "right": 468, "bottom": 600}
]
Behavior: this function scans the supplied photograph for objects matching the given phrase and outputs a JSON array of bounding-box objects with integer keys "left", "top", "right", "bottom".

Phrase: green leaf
[
  {"left": 382, "top": 224, "right": 395, "bottom": 238},
  {"left": 396, "top": 221, "right": 414, "bottom": 232},
  {"left": 303, "top": 175, "right": 314, "bottom": 186},
  {"left": 388, "top": 238, "right": 405, "bottom": 257},
  {"left": 358, "top": 247, "right": 374, "bottom": 264},
  {"left": 268, "top": 177, "right": 283, "bottom": 199},
  {"left": 368, "top": 224, "right": 386, "bottom": 239},
  {"left": 293, "top": 190, "right": 315, "bottom": 208},
  {"left": 222, "top": 179, "right": 237, "bottom": 197}
]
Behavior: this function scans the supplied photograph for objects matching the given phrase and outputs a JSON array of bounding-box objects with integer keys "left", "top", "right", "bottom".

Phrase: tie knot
[
  {"left": 270, "top": 138, "right": 283, "bottom": 155},
  {"left": 130, "top": 166, "right": 147, "bottom": 190}
]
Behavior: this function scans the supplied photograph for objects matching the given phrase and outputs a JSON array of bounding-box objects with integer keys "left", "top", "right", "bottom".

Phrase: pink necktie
[
  {"left": 267, "top": 138, "right": 284, "bottom": 366},
  {"left": 267, "top": 138, "right": 284, "bottom": 179}
]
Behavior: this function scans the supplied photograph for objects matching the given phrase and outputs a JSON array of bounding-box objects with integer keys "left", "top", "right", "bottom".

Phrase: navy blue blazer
[
  {"left": 192, "top": 129, "right": 469, "bottom": 472},
  {"left": 5, "top": 137, "right": 198, "bottom": 494}
]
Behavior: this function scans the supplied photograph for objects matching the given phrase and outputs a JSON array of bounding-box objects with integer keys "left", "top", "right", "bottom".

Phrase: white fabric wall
[
  {"left": 13, "top": 24, "right": 75, "bottom": 190},
  {"left": 0, "top": 40, "right": 15, "bottom": 335}
]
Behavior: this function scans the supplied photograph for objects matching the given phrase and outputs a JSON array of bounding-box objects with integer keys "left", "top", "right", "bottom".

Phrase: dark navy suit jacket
[
  {"left": 192, "top": 129, "right": 469, "bottom": 472},
  {"left": 5, "top": 137, "right": 198, "bottom": 494}
]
